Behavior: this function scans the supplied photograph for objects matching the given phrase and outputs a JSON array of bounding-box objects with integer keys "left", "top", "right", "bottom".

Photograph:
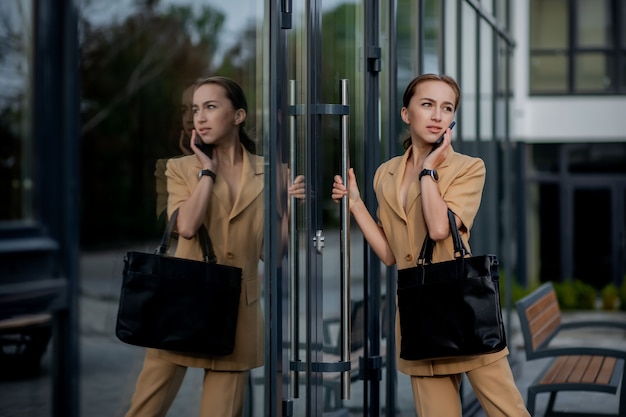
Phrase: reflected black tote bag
[
  {"left": 116, "top": 209, "right": 242, "bottom": 355},
  {"left": 397, "top": 209, "right": 506, "bottom": 361}
]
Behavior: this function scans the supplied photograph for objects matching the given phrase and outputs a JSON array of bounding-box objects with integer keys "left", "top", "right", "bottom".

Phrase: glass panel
[
  {"left": 538, "top": 183, "right": 562, "bottom": 281},
  {"left": 495, "top": 0, "right": 509, "bottom": 30},
  {"left": 530, "top": 0, "right": 568, "bottom": 49},
  {"left": 623, "top": 3, "right": 626, "bottom": 47},
  {"left": 532, "top": 143, "right": 560, "bottom": 173},
  {"left": 323, "top": 1, "right": 365, "bottom": 411},
  {"left": 530, "top": 54, "right": 568, "bottom": 93},
  {"left": 568, "top": 143, "right": 626, "bottom": 173},
  {"left": 396, "top": 0, "right": 419, "bottom": 158},
  {"left": 574, "top": 52, "right": 609, "bottom": 91},
  {"left": 496, "top": 39, "right": 512, "bottom": 140},
  {"left": 285, "top": 0, "right": 307, "bottom": 412},
  {"left": 479, "top": 21, "right": 494, "bottom": 142},
  {"left": 423, "top": 0, "right": 440, "bottom": 73},
  {"left": 77, "top": 0, "right": 265, "bottom": 415},
  {"left": 461, "top": 2, "right": 478, "bottom": 140},
  {"left": 80, "top": 0, "right": 263, "bottom": 244},
  {"left": 288, "top": 0, "right": 367, "bottom": 414},
  {"left": 397, "top": 0, "right": 420, "bottom": 91},
  {"left": 623, "top": 188, "right": 626, "bottom": 284},
  {"left": 622, "top": 53, "right": 626, "bottom": 89},
  {"left": 0, "top": 1, "right": 33, "bottom": 221},
  {"left": 576, "top": 0, "right": 610, "bottom": 48},
  {"left": 573, "top": 189, "right": 611, "bottom": 289}
]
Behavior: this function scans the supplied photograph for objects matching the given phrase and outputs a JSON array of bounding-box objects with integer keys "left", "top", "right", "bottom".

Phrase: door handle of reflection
[
  {"left": 339, "top": 78, "right": 351, "bottom": 400},
  {"left": 288, "top": 80, "right": 299, "bottom": 398}
]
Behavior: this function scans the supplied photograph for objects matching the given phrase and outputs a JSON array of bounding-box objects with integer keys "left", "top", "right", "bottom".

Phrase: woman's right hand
[{"left": 332, "top": 168, "right": 361, "bottom": 206}]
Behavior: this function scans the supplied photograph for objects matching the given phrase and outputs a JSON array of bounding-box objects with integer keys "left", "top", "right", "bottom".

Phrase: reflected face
[
  {"left": 192, "top": 83, "right": 244, "bottom": 146},
  {"left": 401, "top": 80, "right": 456, "bottom": 145},
  {"left": 180, "top": 85, "right": 194, "bottom": 137}
]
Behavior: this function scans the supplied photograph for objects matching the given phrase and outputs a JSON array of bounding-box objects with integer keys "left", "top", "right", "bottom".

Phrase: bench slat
[
  {"left": 569, "top": 355, "right": 592, "bottom": 383},
  {"left": 0, "top": 314, "right": 52, "bottom": 331},
  {"left": 552, "top": 356, "right": 579, "bottom": 383},
  {"left": 528, "top": 301, "right": 561, "bottom": 349},
  {"left": 540, "top": 356, "right": 569, "bottom": 384},
  {"left": 526, "top": 290, "right": 559, "bottom": 320},
  {"left": 581, "top": 355, "right": 604, "bottom": 383},
  {"left": 596, "top": 357, "right": 617, "bottom": 385}
]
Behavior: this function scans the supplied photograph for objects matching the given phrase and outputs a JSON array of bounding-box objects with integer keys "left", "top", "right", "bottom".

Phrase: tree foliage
[{"left": 80, "top": 3, "right": 225, "bottom": 246}]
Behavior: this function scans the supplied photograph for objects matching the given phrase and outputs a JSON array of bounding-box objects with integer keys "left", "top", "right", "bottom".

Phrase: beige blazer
[
  {"left": 152, "top": 147, "right": 264, "bottom": 371},
  {"left": 374, "top": 146, "right": 508, "bottom": 376}
]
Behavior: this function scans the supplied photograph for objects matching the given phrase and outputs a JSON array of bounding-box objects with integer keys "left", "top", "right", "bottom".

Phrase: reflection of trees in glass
[
  {"left": 217, "top": 24, "right": 260, "bottom": 134},
  {"left": 80, "top": 4, "right": 224, "bottom": 135},
  {"left": 80, "top": 2, "right": 258, "bottom": 246},
  {"left": 285, "top": 3, "right": 360, "bottom": 225},
  {"left": 320, "top": 4, "right": 358, "bottom": 223},
  {"left": 0, "top": 2, "right": 31, "bottom": 220}
]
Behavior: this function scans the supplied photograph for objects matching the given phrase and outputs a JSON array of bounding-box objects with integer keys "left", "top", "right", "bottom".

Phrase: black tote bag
[
  {"left": 396, "top": 209, "right": 506, "bottom": 361},
  {"left": 116, "top": 209, "right": 242, "bottom": 355}
]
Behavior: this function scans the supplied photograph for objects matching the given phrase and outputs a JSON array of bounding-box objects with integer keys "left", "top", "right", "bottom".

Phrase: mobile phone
[
  {"left": 195, "top": 137, "right": 214, "bottom": 158},
  {"left": 429, "top": 121, "right": 456, "bottom": 154}
]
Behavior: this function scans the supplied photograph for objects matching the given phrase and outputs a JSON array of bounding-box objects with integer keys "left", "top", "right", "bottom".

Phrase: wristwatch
[
  {"left": 418, "top": 169, "right": 438, "bottom": 183},
  {"left": 198, "top": 169, "right": 216, "bottom": 182}
]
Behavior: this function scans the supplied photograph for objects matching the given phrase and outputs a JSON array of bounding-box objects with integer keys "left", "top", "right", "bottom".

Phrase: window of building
[{"left": 530, "top": 0, "right": 625, "bottom": 94}]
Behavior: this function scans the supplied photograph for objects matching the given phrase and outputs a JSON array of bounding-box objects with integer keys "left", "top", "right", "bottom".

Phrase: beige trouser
[
  {"left": 125, "top": 349, "right": 249, "bottom": 417},
  {"left": 410, "top": 356, "right": 530, "bottom": 417}
]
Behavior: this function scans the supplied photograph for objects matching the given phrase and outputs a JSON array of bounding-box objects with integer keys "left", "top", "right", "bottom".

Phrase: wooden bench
[
  {"left": 0, "top": 313, "right": 52, "bottom": 377},
  {"left": 515, "top": 282, "right": 626, "bottom": 416}
]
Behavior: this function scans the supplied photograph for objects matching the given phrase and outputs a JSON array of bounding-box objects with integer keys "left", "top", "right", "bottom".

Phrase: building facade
[{"left": 512, "top": 0, "right": 626, "bottom": 290}]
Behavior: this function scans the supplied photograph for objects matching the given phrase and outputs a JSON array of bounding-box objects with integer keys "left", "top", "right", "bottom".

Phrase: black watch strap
[
  {"left": 198, "top": 169, "right": 216, "bottom": 182},
  {"left": 418, "top": 169, "right": 438, "bottom": 182}
]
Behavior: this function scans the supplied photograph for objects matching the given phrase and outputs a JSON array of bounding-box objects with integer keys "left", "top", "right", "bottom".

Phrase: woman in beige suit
[
  {"left": 332, "top": 74, "right": 529, "bottom": 416},
  {"left": 126, "top": 76, "right": 263, "bottom": 417}
]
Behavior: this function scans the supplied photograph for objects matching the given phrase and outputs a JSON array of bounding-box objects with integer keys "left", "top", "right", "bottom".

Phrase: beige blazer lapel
[
  {"left": 229, "top": 149, "right": 263, "bottom": 221},
  {"left": 381, "top": 149, "right": 412, "bottom": 222}
]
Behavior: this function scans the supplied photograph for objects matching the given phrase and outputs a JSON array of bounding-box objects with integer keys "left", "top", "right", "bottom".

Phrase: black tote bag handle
[
  {"left": 418, "top": 209, "right": 468, "bottom": 264},
  {"left": 155, "top": 208, "right": 217, "bottom": 264}
]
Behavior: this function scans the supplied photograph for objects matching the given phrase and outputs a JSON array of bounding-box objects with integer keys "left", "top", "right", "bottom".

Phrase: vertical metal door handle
[
  {"left": 288, "top": 80, "right": 299, "bottom": 398},
  {"left": 339, "top": 79, "right": 351, "bottom": 399}
]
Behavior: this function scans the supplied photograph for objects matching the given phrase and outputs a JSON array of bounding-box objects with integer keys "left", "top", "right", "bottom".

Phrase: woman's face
[
  {"left": 401, "top": 80, "right": 456, "bottom": 145},
  {"left": 192, "top": 83, "right": 244, "bottom": 146}
]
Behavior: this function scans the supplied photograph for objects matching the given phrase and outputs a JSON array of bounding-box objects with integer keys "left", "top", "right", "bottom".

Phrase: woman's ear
[
  {"left": 400, "top": 107, "right": 409, "bottom": 124},
  {"left": 234, "top": 108, "right": 247, "bottom": 125}
]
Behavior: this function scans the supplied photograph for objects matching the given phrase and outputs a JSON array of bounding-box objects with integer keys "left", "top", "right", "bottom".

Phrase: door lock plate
[{"left": 313, "top": 230, "right": 325, "bottom": 254}]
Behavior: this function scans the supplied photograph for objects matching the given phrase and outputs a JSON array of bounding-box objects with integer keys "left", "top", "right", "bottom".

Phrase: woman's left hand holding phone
[
  {"left": 190, "top": 130, "right": 217, "bottom": 173},
  {"left": 176, "top": 130, "right": 215, "bottom": 239},
  {"left": 423, "top": 122, "right": 454, "bottom": 169}
]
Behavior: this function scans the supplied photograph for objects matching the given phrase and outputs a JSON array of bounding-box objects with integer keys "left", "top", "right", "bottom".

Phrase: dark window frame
[{"left": 529, "top": 0, "right": 625, "bottom": 95}]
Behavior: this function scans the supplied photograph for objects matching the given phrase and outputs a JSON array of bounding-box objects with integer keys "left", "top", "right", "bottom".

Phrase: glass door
[{"left": 282, "top": 0, "right": 368, "bottom": 415}]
